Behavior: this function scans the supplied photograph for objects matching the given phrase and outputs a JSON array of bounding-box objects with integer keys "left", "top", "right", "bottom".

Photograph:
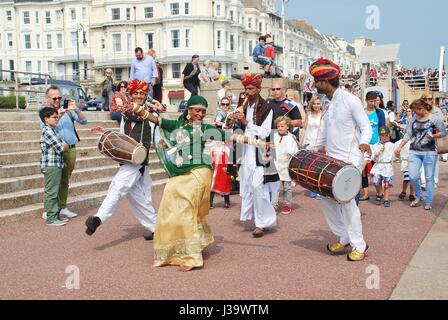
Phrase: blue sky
[{"left": 277, "top": 0, "right": 447, "bottom": 69}]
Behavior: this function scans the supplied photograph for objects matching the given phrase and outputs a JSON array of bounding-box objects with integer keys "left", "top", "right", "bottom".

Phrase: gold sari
[{"left": 153, "top": 168, "right": 214, "bottom": 268}]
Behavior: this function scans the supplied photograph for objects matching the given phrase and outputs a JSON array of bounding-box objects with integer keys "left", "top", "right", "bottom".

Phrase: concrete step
[
  {"left": 0, "top": 179, "right": 168, "bottom": 219},
  {"left": 0, "top": 136, "right": 100, "bottom": 152},
  {"left": 0, "top": 165, "right": 166, "bottom": 194},
  {"left": 0, "top": 146, "right": 159, "bottom": 165},
  {"left": 0, "top": 111, "right": 113, "bottom": 121},
  {"left": 0, "top": 156, "right": 163, "bottom": 178},
  {"left": 0, "top": 127, "right": 119, "bottom": 141},
  {"left": 0, "top": 120, "right": 119, "bottom": 131}
]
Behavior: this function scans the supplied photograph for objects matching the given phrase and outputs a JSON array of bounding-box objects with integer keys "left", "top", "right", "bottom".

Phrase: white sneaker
[
  {"left": 42, "top": 212, "right": 47, "bottom": 220},
  {"left": 60, "top": 208, "right": 78, "bottom": 218},
  {"left": 42, "top": 212, "right": 69, "bottom": 222}
]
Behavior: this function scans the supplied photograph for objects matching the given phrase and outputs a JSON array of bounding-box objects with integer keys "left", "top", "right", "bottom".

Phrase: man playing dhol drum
[
  {"left": 310, "top": 58, "right": 372, "bottom": 261},
  {"left": 85, "top": 80, "right": 157, "bottom": 240}
]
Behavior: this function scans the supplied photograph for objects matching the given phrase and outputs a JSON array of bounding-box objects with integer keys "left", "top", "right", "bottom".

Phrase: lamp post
[
  {"left": 76, "top": 23, "right": 87, "bottom": 83},
  {"left": 282, "top": 0, "right": 288, "bottom": 77}
]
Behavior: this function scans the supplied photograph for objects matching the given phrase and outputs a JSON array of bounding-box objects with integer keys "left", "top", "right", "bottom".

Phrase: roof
[{"left": 358, "top": 44, "right": 400, "bottom": 64}]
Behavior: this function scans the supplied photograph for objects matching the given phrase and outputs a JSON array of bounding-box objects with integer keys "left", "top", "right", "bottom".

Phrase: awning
[{"left": 168, "top": 91, "right": 185, "bottom": 99}]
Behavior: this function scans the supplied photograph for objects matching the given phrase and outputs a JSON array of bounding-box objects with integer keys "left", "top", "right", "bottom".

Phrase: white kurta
[
  {"left": 316, "top": 89, "right": 372, "bottom": 253},
  {"left": 370, "top": 142, "right": 395, "bottom": 178},
  {"left": 239, "top": 102, "right": 277, "bottom": 229},
  {"left": 274, "top": 132, "right": 299, "bottom": 182},
  {"left": 95, "top": 118, "right": 157, "bottom": 232}
]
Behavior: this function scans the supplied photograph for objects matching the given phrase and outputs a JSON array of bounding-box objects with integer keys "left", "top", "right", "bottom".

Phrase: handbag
[{"left": 437, "top": 135, "right": 448, "bottom": 154}]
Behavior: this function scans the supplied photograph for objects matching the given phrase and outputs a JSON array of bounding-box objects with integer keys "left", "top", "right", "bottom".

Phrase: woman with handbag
[
  {"left": 181, "top": 55, "right": 201, "bottom": 97},
  {"left": 395, "top": 98, "right": 447, "bottom": 211}
]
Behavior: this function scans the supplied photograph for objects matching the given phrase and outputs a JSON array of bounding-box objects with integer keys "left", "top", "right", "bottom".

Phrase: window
[
  {"left": 112, "top": 34, "right": 121, "bottom": 51},
  {"left": 239, "top": 36, "right": 242, "bottom": 54},
  {"left": 9, "top": 60, "right": 15, "bottom": 80},
  {"left": 23, "top": 11, "right": 30, "bottom": 24},
  {"left": 144, "top": 7, "right": 153, "bottom": 18},
  {"left": 35, "top": 11, "right": 39, "bottom": 24},
  {"left": 185, "top": 29, "right": 191, "bottom": 48},
  {"left": 126, "top": 8, "right": 131, "bottom": 20},
  {"left": 82, "top": 7, "right": 87, "bottom": 20},
  {"left": 184, "top": 2, "right": 189, "bottom": 15},
  {"left": 45, "top": 11, "right": 51, "bottom": 24},
  {"left": 36, "top": 34, "right": 40, "bottom": 49},
  {"left": 71, "top": 32, "right": 77, "bottom": 47},
  {"left": 24, "top": 34, "right": 31, "bottom": 49},
  {"left": 115, "top": 68, "right": 123, "bottom": 81},
  {"left": 248, "top": 18, "right": 252, "bottom": 29},
  {"left": 170, "top": 30, "right": 180, "bottom": 48},
  {"left": 230, "top": 10, "right": 233, "bottom": 21},
  {"left": 56, "top": 10, "right": 62, "bottom": 22},
  {"left": 230, "top": 34, "right": 234, "bottom": 51},
  {"left": 72, "top": 62, "right": 79, "bottom": 80},
  {"left": 112, "top": 8, "right": 120, "bottom": 20},
  {"left": 216, "top": 30, "right": 221, "bottom": 49},
  {"left": 216, "top": 4, "right": 221, "bottom": 16},
  {"left": 172, "top": 63, "right": 181, "bottom": 78},
  {"left": 7, "top": 33, "right": 13, "bottom": 48},
  {"left": 248, "top": 40, "right": 253, "bottom": 57},
  {"left": 127, "top": 33, "right": 132, "bottom": 52},
  {"left": 37, "top": 61, "right": 41, "bottom": 74},
  {"left": 70, "top": 8, "right": 76, "bottom": 20},
  {"left": 46, "top": 34, "right": 52, "bottom": 49},
  {"left": 6, "top": 10, "right": 12, "bottom": 22},
  {"left": 47, "top": 61, "right": 53, "bottom": 75},
  {"left": 145, "top": 33, "right": 154, "bottom": 50},
  {"left": 259, "top": 22, "right": 262, "bottom": 33},
  {"left": 57, "top": 33, "right": 62, "bottom": 48},
  {"left": 170, "top": 3, "right": 179, "bottom": 15},
  {"left": 25, "top": 61, "right": 32, "bottom": 73},
  {"left": 83, "top": 62, "right": 88, "bottom": 80}
]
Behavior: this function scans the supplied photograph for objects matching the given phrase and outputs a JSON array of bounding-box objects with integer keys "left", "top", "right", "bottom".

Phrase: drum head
[
  {"left": 131, "top": 145, "right": 148, "bottom": 165},
  {"left": 332, "top": 166, "right": 361, "bottom": 203}
]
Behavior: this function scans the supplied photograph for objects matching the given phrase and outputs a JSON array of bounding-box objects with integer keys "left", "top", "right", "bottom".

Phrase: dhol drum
[
  {"left": 98, "top": 130, "right": 147, "bottom": 165},
  {"left": 288, "top": 150, "right": 361, "bottom": 203}
]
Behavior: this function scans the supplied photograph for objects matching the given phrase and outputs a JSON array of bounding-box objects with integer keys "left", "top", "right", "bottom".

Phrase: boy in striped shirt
[{"left": 39, "top": 107, "right": 69, "bottom": 226}]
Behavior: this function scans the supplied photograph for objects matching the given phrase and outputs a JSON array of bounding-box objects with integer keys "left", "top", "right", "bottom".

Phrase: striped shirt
[{"left": 40, "top": 125, "right": 65, "bottom": 170}]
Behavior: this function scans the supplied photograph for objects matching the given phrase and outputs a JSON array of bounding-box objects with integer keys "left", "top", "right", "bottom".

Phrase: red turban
[
  {"left": 127, "top": 80, "right": 150, "bottom": 95},
  {"left": 241, "top": 73, "right": 263, "bottom": 88},
  {"left": 309, "top": 58, "right": 341, "bottom": 81}
]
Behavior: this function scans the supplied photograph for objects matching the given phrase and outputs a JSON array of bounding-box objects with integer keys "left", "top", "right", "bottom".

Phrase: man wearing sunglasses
[{"left": 39, "top": 85, "right": 88, "bottom": 221}]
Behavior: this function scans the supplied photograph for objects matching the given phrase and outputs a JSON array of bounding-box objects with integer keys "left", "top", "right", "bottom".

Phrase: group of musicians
[{"left": 85, "top": 58, "right": 373, "bottom": 272}]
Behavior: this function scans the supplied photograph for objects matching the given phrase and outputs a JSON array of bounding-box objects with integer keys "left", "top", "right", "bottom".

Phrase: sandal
[
  {"left": 410, "top": 199, "right": 421, "bottom": 208},
  {"left": 409, "top": 195, "right": 416, "bottom": 202},
  {"left": 375, "top": 194, "right": 384, "bottom": 205},
  {"left": 383, "top": 200, "right": 391, "bottom": 207},
  {"left": 424, "top": 204, "right": 433, "bottom": 211},
  {"left": 398, "top": 192, "right": 406, "bottom": 200}
]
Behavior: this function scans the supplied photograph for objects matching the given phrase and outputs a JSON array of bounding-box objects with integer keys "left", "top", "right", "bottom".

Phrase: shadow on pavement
[
  {"left": 93, "top": 225, "right": 147, "bottom": 251},
  {"left": 290, "top": 229, "right": 334, "bottom": 253}
]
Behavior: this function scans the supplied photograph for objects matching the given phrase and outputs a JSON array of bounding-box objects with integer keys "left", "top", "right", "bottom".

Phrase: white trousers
[
  {"left": 321, "top": 197, "right": 366, "bottom": 253},
  {"left": 96, "top": 164, "right": 157, "bottom": 232},
  {"left": 239, "top": 165, "right": 277, "bottom": 229},
  {"left": 266, "top": 181, "right": 280, "bottom": 204},
  {"left": 420, "top": 157, "right": 439, "bottom": 185}
]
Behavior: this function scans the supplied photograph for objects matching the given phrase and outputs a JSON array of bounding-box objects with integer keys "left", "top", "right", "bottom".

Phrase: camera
[{"left": 63, "top": 99, "right": 69, "bottom": 109}]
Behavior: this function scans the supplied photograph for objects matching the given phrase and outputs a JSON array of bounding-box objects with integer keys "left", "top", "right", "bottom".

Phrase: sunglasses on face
[
  {"left": 271, "top": 88, "right": 282, "bottom": 91},
  {"left": 49, "top": 96, "right": 62, "bottom": 101},
  {"left": 120, "top": 86, "right": 127, "bottom": 89}
]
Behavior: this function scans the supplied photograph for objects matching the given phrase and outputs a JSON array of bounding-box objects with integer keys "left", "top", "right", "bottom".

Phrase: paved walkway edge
[{"left": 389, "top": 203, "right": 448, "bottom": 300}]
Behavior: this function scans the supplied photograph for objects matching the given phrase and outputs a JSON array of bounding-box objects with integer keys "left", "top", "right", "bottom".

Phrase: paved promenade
[{"left": 1, "top": 164, "right": 447, "bottom": 300}]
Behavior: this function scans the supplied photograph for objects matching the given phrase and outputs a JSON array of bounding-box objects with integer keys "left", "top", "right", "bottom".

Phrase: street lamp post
[
  {"left": 282, "top": 0, "right": 288, "bottom": 77},
  {"left": 76, "top": 23, "right": 87, "bottom": 83}
]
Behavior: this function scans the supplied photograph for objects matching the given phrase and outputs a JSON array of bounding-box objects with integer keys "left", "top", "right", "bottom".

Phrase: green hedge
[{"left": 0, "top": 96, "right": 26, "bottom": 109}]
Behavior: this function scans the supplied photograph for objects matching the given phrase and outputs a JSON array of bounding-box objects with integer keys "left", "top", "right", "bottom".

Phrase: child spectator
[
  {"left": 370, "top": 127, "right": 395, "bottom": 207},
  {"left": 210, "top": 141, "right": 232, "bottom": 209},
  {"left": 272, "top": 117, "right": 299, "bottom": 215},
  {"left": 264, "top": 37, "right": 276, "bottom": 77},
  {"left": 39, "top": 107, "right": 69, "bottom": 226},
  {"left": 395, "top": 138, "right": 416, "bottom": 201}
]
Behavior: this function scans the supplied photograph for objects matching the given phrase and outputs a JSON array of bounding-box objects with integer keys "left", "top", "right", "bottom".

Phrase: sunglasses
[
  {"left": 49, "top": 96, "right": 62, "bottom": 101},
  {"left": 271, "top": 88, "right": 282, "bottom": 91},
  {"left": 221, "top": 103, "right": 230, "bottom": 106},
  {"left": 120, "top": 86, "right": 127, "bottom": 88}
]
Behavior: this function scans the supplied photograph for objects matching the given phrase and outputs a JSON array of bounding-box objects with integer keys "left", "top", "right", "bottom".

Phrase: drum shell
[{"left": 98, "top": 130, "right": 147, "bottom": 165}]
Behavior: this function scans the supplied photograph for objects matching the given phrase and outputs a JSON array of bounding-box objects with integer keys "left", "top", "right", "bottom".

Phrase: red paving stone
[{"left": 1, "top": 163, "right": 447, "bottom": 300}]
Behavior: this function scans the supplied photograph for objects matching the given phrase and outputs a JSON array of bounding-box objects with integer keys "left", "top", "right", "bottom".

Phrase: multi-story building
[{"left": 1, "top": 0, "right": 367, "bottom": 102}]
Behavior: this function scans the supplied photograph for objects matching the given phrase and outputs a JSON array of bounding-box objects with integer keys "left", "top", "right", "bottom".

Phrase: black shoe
[
  {"left": 224, "top": 202, "right": 230, "bottom": 209},
  {"left": 375, "top": 194, "right": 384, "bottom": 205},
  {"left": 144, "top": 232, "right": 154, "bottom": 241},
  {"left": 85, "top": 216, "right": 101, "bottom": 236}
]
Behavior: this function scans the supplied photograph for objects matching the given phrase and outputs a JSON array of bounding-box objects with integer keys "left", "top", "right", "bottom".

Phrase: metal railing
[{"left": 0, "top": 69, "right": 51, "bottom": 110}]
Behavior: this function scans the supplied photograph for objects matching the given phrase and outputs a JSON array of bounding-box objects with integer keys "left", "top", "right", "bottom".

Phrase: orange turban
[
  {"left": 309, "top": 58, "right": 341, "bottom": 81},
  {"left": 241, "top": 73, "right": 263, "bottom": 88},
  {"left": 127, "top": 80, "right": 150, "bottom": 95}
]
